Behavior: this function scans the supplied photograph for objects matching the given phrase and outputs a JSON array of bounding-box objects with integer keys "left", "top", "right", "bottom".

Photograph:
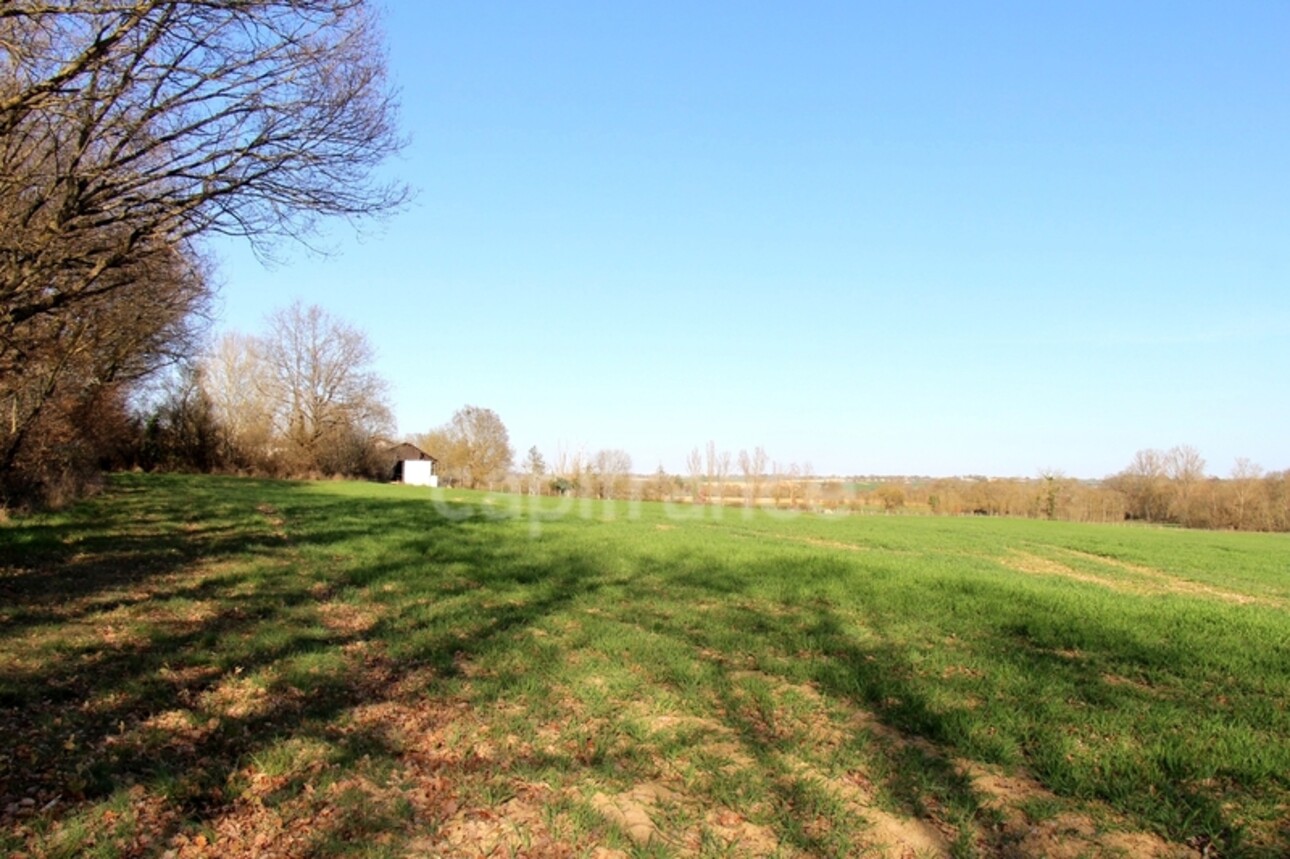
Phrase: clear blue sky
[{"left": 209, "top": 0, "right": 1289, "bottom": 478}]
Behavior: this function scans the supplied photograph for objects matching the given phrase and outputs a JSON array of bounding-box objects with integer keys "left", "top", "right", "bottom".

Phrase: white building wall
[{"left": 402, "top": 459, "right": 438, "bottom": 487}]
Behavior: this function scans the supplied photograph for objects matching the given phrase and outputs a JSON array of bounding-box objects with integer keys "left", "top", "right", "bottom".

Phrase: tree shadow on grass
[
  {"left": 612, "top": 550, "right": 991, "bottom": 851},
  {"left": 0, "top": 473, "right": 603, "bottom": 855},
  {"left": 1, "top": 475, "right": 1277, "bottom": 856},
  {"left": 630, "top": 549, "right": 1266, "bottom": 855},
  {"left": 0, "top": 475, "right": 308, "bottom": 627}
]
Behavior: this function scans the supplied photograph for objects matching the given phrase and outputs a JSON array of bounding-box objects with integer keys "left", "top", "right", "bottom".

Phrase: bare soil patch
[
  {"left": 1057, "top": 548, "right": 1273, "bottom": 607},
  {"left": 1000, "top": 550, "right": 1134, "bottom": 592},
  {"left": 963, "top": 761, "right": 1192, "bottom": 858},
  {"left": 1000, "top": 548, "right": 1277, "bottom": 609}
]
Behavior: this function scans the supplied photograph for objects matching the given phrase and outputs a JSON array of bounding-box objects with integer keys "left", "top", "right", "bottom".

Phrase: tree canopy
[
  {"left": 0, "top": 0, "right": 406, "bottom": 504},
  {"left": 417, "top": 406, "right": 514, "bottom": 490}
]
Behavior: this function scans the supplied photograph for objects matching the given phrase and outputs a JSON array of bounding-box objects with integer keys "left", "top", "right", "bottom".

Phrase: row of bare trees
[
  {"left": 506, "top": 442, "right": 810, "bottom": 507},
  {"left": 1, "top": 1, "right": 404, "bottom": 505},
  {"left": 767, "top": 446, "right": 1289, "bottom": 531},
  {"left": 486, "top": 441, "right": 1288, "bottom": 532},
  {"left": 1105, "top": 447, "right": 1288, "bottom": 531},
  {"left": 138, "top": 302, "right": 393, "bottom": 477},
  {"left": 847, "top": 464, "right": 1289, "bottom": 531},
  {"left": 475, "top": 444, "right": 632, "bottom": 498}
]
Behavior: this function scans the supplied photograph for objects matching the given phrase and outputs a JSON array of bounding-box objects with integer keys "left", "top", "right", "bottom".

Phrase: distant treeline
[
  {"left": 504, "top": 444, "right": 1290, "bottom": 533},
  {"left": 847, "top": 467, "right": 1290, "bottom": 532}
]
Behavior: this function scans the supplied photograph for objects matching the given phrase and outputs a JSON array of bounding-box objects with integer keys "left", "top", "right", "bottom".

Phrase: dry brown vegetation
[
  {"left": 1, "top": 1, "right": 405, "bottom": 506},
  {"left": 508, "top": 442, "right": 1290, "bottom": 533}
]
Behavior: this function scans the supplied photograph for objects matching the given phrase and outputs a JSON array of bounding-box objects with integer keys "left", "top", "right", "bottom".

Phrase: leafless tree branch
[{"left": 0, "top": 0, "right": 407, "bottom": 502}]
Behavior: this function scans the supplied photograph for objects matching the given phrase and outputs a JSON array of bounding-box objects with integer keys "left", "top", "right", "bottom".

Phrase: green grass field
[{"left": 1, "top": 474, "right": 1287, "bottom": 858}]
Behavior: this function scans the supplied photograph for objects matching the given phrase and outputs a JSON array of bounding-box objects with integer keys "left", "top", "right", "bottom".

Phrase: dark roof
[{"left": 384, "top": 442, "right": 437, "bottom": 462}]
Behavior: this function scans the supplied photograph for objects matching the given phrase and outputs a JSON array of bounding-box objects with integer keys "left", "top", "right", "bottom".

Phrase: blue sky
[{"left": 209, "top": 1, "right": 1289, "bottom": 478}]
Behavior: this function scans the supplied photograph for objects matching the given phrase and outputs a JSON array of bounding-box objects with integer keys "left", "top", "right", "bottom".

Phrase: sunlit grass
[{"left": 1, "top": 473, "right": 1286, "bottom": 857}]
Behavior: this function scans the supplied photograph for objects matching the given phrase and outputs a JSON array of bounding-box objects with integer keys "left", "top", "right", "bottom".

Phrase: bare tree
[
  {"left": 800, "top": 461, "right": 816, "bottom": 508},
  {"left": 1265, "top": 470, "right": 1290, "bottom": 532},
  {"left": 0, "top": 0, "right": 405, "bottom": 502},
  {"left": 550, "top": 446, "right": 586, "bottom": 496},
  {"left": 643, "top": 465, "right": 674, "bottom": 502},
  {"left": 1111, "top": 449, "right": 1169, "bottom": 522},
  {"left": 1, "top": 239, "right": 209, "bottom": 501},
  {"left": 1164, "top": 445, "right": 1206, "bottom": 526},
  {"left": 715, "top": 448, "right": 731, "bottom": 505},
  {"left": 199, "top": 331, "right": 275, "bottom": 468},
  {"left": 704, "top": 441, "right": 718, "bottom": 504},
  {"left": 137, "top": 364, "right": 226, "bottom": 473},
  {"left": 1228, "top": 458, "right": 1266, "bottom": 531},
  {"left": 589, "top": 448, "right": 632, "bottom": 499},
  {"left": 1, "top": 1, "right": 405, "bottom": 318},
  {"left": 784, "top": 462, "right": 803, "bottom": 508},
  {"left": 259, "top": 301, "right": 392, "bottom": 475},
  {"left": 770, "top": 460, "right": 785, "bottom": 507},
  {"left": 430, "top": 405, "right": 513, "bottom": 490},
  {"left": 738, "top": 446, "right": 769, "bottom": 507},
  {"left": 686, "top": 446, "right": 704, "bottom": 504},
  {"left": 738, "top": 449, "right": 754, "bottom": 506}
]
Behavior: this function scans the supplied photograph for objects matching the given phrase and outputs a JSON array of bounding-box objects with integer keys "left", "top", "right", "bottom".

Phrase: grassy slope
[{"left": 1, "top": 474, "right": 1287, "bottom": 857}]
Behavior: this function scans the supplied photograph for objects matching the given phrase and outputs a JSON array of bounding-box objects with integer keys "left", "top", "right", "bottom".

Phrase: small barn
[{"left": 383, "top": 443, "right": 439, "bottom": 487}]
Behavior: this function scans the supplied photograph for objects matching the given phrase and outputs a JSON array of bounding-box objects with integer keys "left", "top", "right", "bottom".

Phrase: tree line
[
  {"left": 2, "top": 5, "right": 1283, "bottom": 536},
  {"left": 461, "top": 439, "right": 1290, "bottom": 533},
  {"left": 51, "top": 333, "right": 1290, "bottom": 534},
  {"left": 134, "top": 302, "right": 394, "bottom": 479},
  {"left": 1, "top": 0, "right": 404, "bottom": 507}
]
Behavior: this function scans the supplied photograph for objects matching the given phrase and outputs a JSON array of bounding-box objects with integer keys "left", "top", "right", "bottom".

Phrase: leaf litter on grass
[{"left": 4, "top": 474, "right": 1282, "bottom": 857}]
